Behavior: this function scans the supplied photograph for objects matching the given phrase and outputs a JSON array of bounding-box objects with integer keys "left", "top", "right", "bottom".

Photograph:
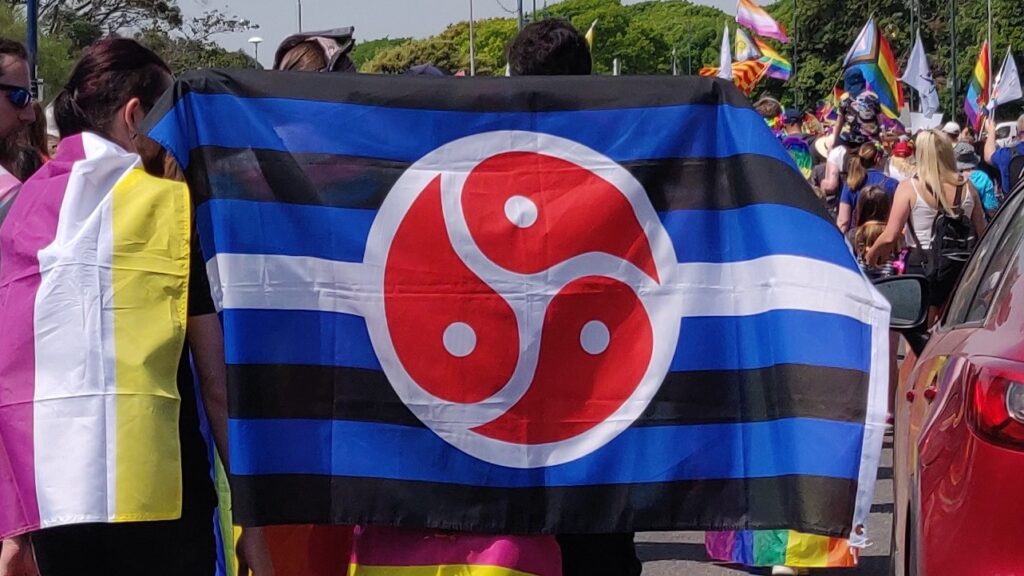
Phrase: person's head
[
  {"left": 916, "top": 129, "right": 960, "bottom": 211},
  {"left": 941, "top": 121, "right": 961, "bottom": 140},
  {"left": 843, "top": 68, "right": 866, "bottom": 98},
  {"left": 959, "top": 125, "right": 976, "bottom": 144},
  {"left": 847, "top": 142, "right": 882, "bottom": 191},
  {"left": 54, "top": 38, "right": 172, "bottom": 155},
  {"left": 783, "top": 108, "right": 803, "bottom": 134},
  {"left": 507, "top": 19, "right": 591, "bottom": 76},
  {"left": 954, "top": 141, "right": 980, "bottom": 173},
  {"left": 754, "top": 97, "right": 783, "bottom": 121},
  {"left": 274, "top": 29, "right": 356, "bottom": 72},
  {"left": 0, "top": 38, "right": 34, "bottom": 140}
]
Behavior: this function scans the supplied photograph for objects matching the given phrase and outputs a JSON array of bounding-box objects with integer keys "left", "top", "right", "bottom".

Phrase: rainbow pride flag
[
  {"left": 706, "top": 530, "right": 858, "bottom": 568},
  {"left": 843, "top": 17, "right": 904, "bottom": 119},
  {"left": 964, "top": 41, "right": 991, "bottom": 131},
  {"left": 349, "top": 527, "right": 562, "bottom": 576},
  {"left": 736, "top": 0, "right": 789, "bottom": 43},
  {"left": 755, "top": 37, "right": 792, "bottom": 81},
  {"left": 0, "top": 133, "right": 191, "bottom": 539}
]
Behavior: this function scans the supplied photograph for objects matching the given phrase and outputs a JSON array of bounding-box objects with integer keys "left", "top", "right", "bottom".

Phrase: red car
[{"left": 878, "top": 189, "right": 1024, "bottom": 576}]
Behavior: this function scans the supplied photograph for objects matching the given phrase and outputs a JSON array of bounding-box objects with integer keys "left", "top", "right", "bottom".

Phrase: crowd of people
[{"left": 0, "top": 14, "right": 1021, "bottom": 576}]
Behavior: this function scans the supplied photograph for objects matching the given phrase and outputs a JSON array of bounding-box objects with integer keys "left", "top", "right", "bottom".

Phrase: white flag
[
  {"left": 989, "top": 49, "right": 1023, "bottom": 111},
  {"left": 718, "top": 25, "right": 733, "bottom": 80},
  {"left": 734, "top": 27, "right": 761, "bottom": 62},
  {"left": 901, "top": 32, "right": 940, "bottom": 116}
]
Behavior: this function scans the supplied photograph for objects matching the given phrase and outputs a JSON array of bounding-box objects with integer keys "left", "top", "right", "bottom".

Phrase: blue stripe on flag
[
  {"left": 227, "top": 417, "right": 864, "bottom": 483},
  {"left": 149, "top": 93, "right": 796, "bottom": 170},
  {"left": 222, "top": 309, "right": 381, "bottom": 370},
  {"left": 673, "top": 310, "right": 872, "bottom": 373},
  {"left": 198, "top": 199, "right": 856, "bottom": 271},
  {"left": 196, "top": 200, "right": 374, "bottom": 263},
  {"left": 221, "top": 308, "right": 869, "bottom": 373}
]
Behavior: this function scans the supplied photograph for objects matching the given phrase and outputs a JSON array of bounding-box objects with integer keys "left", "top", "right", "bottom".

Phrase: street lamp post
[
  {"left": 469, "top": 0, "right": 476, "bottom": 76},
  {"left": 26, "top": 0, "right": 38, "bottom": 96},
  {"left": 248, "top": 36, "right": 264, "bottom": 69},
  {"left": 297, "top": 0, "right": 303, "bottom": 32}
]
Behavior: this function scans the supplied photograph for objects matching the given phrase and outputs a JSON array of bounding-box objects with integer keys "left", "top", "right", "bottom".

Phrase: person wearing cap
[
  {"left": 941, "top": 121, "right": 961, "bottom": 141},
  {"left": 955, "top": 141, "right": 998, "bottom": 218},
  {"left": 274, "top": 28, "right": 356, "bottom": 72},
  {"left": 886, "top": 139, "right": 915, "bottom": 182},
  {"left": 782, "top": 108, "right": 806, "bottom": 138}
]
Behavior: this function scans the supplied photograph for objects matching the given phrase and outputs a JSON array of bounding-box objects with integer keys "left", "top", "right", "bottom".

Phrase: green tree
[
  {"left": 0, "top": 2, "right": 74, "bottom": 102},
  {"left": 351, "top": 37, "right": 410, "bottom": 70}
]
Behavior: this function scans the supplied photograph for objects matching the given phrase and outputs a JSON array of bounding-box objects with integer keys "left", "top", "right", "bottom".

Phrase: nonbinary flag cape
[
  {"left": 144, "top": 70, "right": 890, "bottom": 539},
  {"left": 700, "top": 59, "right": 769, "bottom": 96},
  {"left": 754, "top": 37, "right": 792, "bottom": 81},
  {"left": 844, "top": 17, "right": 905, "bottom": 119},
  {"left": 0, "top": 133, "right": 190, "bottom": 540},
  {"left": 736, "top": 0, "right": 788, "bottom": 43},
  {"left": 988, "top": 48, "right": 1022, "bottom": 112},
  {"left": 964, "top": 40, "right": 991, "bottom": 131},
  {"left": 901, "top": 32, "right": 941, "bottom": 116},
  {"left": 735, "top": 27, "right": 762, "bottom": 62},
  {"left": 718, "top": 24, "right": 733, "bottom": 80}
]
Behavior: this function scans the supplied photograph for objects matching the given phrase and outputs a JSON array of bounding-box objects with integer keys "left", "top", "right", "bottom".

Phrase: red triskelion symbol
[{"left": 365, "top": 132, "right": 679, "bottom": 468}]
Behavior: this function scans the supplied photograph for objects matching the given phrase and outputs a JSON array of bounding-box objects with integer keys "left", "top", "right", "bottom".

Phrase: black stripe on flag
[
  {"left": 162, "top": 70, "right": 753, "bottom": 113},
  {"left": 229, "top": 474, "right": 857, "bottom": 538},
  {"left": 187, "top": 147, "right": 827, "bottom": 218},
  {"left": 228, "top": 364, "right": 868, "bottom": 426}
]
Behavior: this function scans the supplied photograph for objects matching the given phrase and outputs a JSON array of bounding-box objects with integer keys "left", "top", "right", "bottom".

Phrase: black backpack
[
  {"left": 1008, "top": 147, "right": 1024, "bottom": 194},
  {"left": 907, "top": 183, "right": 977, "bottom": 291}
]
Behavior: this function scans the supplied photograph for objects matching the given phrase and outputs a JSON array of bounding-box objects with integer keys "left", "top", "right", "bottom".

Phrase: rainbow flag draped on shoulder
[
  {"left": 844, "top": 17, "right": 905, "bottom": 119},
  {"left": 0, "top": 133, "right": 190, "bottom": 539},
  {"left": 965, "top": 41, "right": 991, "bottom": 131}
]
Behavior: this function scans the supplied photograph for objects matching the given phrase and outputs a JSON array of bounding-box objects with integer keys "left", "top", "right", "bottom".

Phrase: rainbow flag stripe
[
  {"left": 706, "top": 530, "right": 858, "bottom": 568},
  {"left": 349, "top": 527, "right": 561, "bottom": 576},
  {"left": 736, "top": 0, "right": 789, "bottom": 43},
  {"left": 844, "top": 17, "right": 905, "bottom": 119},
  {"left": 755, "top": 37, "right": 792, "bottom": 81},
  {"left": 965, "top": 41, "right": 991, "bottom": 131}
]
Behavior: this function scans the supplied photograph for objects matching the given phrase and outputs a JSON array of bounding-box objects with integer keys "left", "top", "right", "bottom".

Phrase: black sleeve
[{"left": 188, "top": 232, "right": 216, "bottom": 317}]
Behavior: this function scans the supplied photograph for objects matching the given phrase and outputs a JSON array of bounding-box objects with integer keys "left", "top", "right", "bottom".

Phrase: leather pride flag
[{"left": 144, "top": 70, "right": 889, "bottom": 538}]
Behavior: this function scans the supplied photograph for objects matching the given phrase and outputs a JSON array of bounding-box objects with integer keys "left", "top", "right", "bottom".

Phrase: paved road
[{"left": 638, "top": 433, "right": 894, "bottom": 575}]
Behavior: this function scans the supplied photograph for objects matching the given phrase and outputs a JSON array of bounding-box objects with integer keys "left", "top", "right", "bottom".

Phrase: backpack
[
  {"left": 1009, "top": 146, "right": 1024, "bottom": 194},
  {"left": 907, "top": 183, "right": 977, "bottom": 295}
]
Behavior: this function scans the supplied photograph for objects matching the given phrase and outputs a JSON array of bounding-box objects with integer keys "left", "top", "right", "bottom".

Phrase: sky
[{"left": 180, "top": 0, "right": 737, "bottom": 66}]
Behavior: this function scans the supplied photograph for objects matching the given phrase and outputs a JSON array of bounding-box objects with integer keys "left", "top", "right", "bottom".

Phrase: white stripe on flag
[
  {"left": 206, "top": 252, "right": 883, "bottom": 324},
  {"left": 33, "top": 134, "right": 140, "bottom": 527}
]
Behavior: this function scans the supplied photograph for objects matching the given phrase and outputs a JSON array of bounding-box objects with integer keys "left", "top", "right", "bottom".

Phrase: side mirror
[{"left": 873, "top": 275, "right": 931, "bottom": 355}]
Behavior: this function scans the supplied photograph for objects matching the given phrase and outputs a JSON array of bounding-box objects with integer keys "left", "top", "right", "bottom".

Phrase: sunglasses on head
[{"left": 0, "top": 83, "right": 31, "bottom": 109}]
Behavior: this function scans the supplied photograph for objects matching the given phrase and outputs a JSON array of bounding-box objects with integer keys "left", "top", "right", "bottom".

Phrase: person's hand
[
  {"left": 236, "top": 527, "right": 274, "bottom": 576},
  {"left": 986, "top": 117, "right": 996, "bottom": 137},
  {"left": 0, "top": 536, "right": 39, "bottom": 576},
  {"left": 865, "top": 243, "right": 882, "bottom": 268}
]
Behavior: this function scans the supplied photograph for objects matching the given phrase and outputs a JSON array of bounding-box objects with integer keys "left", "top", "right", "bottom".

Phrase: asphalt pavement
[{"left": 637, "top": 433, "right": 894, "bottom": 575}]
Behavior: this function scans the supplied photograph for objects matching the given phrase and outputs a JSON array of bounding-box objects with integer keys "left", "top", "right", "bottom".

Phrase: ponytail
[{"left": 846, "top": 143, "right": 878, "bottom": 192}]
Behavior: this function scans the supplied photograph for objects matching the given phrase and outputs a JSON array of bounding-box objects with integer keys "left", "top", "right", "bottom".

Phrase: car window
[{"left": 945, "top": 192, "right": 1024, "bottom": 327}]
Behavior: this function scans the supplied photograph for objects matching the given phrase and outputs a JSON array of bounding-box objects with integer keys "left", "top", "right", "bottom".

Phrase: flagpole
[
  {"left": 792, "top": 0, "right": 798, "bottom": 107},
  {"left": 469, "top": 0, "right": 476, "bottom": 76},
  {"left": 988, "top": 0, "right": 993, "bottom": 105},
  {"left": 950, "top": 0, "right": 958, "bottom": 121}
]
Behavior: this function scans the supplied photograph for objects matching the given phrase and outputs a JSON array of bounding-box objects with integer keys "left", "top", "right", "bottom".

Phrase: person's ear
[{"left": 123, "top": 97, "right": 144, "bottom": 137}]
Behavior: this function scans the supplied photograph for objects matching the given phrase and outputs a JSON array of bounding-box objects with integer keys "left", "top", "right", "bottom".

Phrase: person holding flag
[{"left": 983, "top": 49, "right": 1024, "bottom": 195}]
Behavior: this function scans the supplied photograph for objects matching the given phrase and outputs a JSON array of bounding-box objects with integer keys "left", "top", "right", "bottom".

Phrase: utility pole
[
  {"left": 469, "top": 0, "right": 476, "bottom": 76},
  {"left": 517, "top": 0, "right": 525, "bottom": 30},
  {"left": 950, "top": 0, "right": 958, "bottom": 121},
  {"left": 672, "top": 47, "right": 678, "bottom": 76},
  {"left": 792, "top": 0, "right": 798, "bottom": 107},
  {"left": 26, "top": 0, "right": 38, "bottom": 97}
]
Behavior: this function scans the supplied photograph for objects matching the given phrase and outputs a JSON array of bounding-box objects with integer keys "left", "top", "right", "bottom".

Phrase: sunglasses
[{"left": 0, "top": 83, "right": 31, "bottom": 109}]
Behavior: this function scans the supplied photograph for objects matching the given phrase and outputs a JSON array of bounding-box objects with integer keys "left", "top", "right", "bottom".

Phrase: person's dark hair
[
  {"left": 852, "top": 185, "right": 891, "bottom": 226},
  {"left": 507, "top": 19, "right": 591, "bottom": 76},
  {"left": 54, "top": 38, "right": 171, "bottom": 139},
  {"left": 26, "top": 101, "right": 48, "bottom": 158},
  {"left": 0, "top": 38, "right": 27, "bottom": 63}
]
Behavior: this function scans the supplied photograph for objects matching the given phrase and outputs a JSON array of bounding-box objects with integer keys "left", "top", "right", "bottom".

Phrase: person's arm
[
  {"left": 967, "top": 182, "right": 988, "bottom": 237},
  {"left": 189, "top": 315, "right": 230, "bottom": 468},
  {"left": 0, "top": 535, "right": 39, "bottom": 576},
  {"left": 867, "top": 181, "right": 914, "bottom": 267},
  {"left": 837, "top": 201, "right": 853, "bottom": 233},
  {"left": 985, "top": 117, "right": 998, "bottom": 164},
  {"left": 822, "top": 160, "right": 841, "bottom": 194}
]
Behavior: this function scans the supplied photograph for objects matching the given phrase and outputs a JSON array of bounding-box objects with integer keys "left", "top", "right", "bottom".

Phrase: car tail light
[{"left": 969, "top": 367, "right": 1024, "bottom": 449}]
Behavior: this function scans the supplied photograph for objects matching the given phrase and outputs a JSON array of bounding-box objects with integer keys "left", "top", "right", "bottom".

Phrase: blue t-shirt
[
  {"left": 840, "top": 169, "right": 899, "bottom": 212},
  {"left": 969, "top": 169, "right": 998, "bottom": 212},
  {"left": 990, "top": 143, "right": 1024, "bottom": 193}
]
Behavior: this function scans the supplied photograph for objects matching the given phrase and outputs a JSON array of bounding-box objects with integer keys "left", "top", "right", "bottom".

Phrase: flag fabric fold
[
  {"left": 143, "top": 70, "right": 889, "bottom": 540},
  {"left": 584, "top": 19, "right": 597, "bottom": 50},
  {"left": 964, "top": 41, "right": 991, "bottom": 131},
  {"left": 901, "top": 32, "right": 941, "bottom": 116},
  {"left": 734, "top": 28, "right": 762, "bottom": 62},
  {"left": 988, "top": 48, "right": 1022, "bottom": 112},
  {"left": 754, "top": 37, "right": 792, "bottom": 81},
  {"left": 736, "top": 0, "right": 788, "bottom": 43},
  {"left": 718, "top": 24, "right": 733, "bottom": 80},
  {"left": 844, "top": 17, "right": 905, "bottom": 119},
  {"left": 700, "top": 59, "right": 769, "bottom": 96},
  {"left": 0, "top": 133, "right": 191, "bottom": 540}
]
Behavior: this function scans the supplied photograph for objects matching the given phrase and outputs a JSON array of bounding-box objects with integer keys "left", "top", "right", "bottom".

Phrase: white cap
[{"left": 942, "top": 121, "right": 962, "bottom": 135}]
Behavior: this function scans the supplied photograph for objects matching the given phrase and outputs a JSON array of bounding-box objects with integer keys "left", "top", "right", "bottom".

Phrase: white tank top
[{"left": 905, "top": 179, "right": 975, "bottom": 249}]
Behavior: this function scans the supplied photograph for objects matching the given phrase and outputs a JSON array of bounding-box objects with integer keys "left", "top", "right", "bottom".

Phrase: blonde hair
[
  {"left": 915, "top": 130, "right": 960, "bottom": 215},
  {"left": 854, "top": 221, "right": 888, "bottom": 260},
  {"left": 847, "top": 142, "right": 880, "bottom": 192},
  {"left": 278, "top": 41, "right": 328, "bottom": 72}
]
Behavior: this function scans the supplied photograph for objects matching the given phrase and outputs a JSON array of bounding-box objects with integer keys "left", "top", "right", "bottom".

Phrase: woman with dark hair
[
  {"left": 836, "top": 142, "right": 898, "bottom": 233},
  {"left": 0, "top": 38, "right": 271, "bottom": 576}
]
